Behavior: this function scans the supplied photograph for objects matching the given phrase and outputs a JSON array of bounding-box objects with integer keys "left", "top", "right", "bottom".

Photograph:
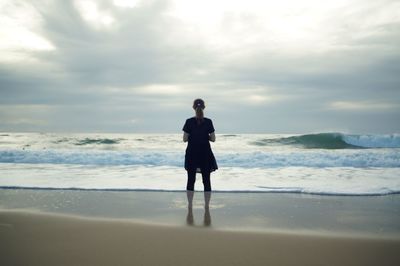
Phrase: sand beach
[{"left": 1, "top": 189, "right": 399, "bottom": 266}]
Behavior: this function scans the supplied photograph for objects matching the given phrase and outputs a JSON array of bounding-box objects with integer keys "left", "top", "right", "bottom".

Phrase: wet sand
[
  {"left": 1, "top": 210, "right": 399, "bottom": 266},
  {"left": 1, "top": 189, "right": 400, "bottom": 265}
]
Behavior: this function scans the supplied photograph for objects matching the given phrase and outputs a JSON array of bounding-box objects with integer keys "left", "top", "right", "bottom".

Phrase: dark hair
[{"left": 193, "top": 98, "right": 205, "bottom": 124}]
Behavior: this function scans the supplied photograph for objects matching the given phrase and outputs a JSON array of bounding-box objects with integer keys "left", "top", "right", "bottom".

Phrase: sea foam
[
  {"left": 1, "top": 132, "right": 399, "bottom": 196},
  {"left": 0, "top": 149, "right": 399, "bottom": 168},
  {"left": 0, "top": 164, "right": 399, "bottom": 196}
]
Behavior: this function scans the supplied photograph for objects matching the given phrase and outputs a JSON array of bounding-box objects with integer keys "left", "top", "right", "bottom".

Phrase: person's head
[{"left": 193, "top": 98, "right": 205, "bottom": 122}]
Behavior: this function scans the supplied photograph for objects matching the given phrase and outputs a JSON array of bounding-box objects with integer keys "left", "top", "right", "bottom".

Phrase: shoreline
[
  {"left": 1, "top": 209, "right": 400, "bottom": 266},
  {"left": 1, "top": 185, "right": 400, "bottom": 196},
  {"left": 1, "top": 188, "right": 399, "bottom": 238}
]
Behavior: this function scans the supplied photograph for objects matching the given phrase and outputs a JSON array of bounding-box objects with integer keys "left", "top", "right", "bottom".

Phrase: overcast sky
[{"left": 0, "top": 0, "right": 399, "bottom": 133}]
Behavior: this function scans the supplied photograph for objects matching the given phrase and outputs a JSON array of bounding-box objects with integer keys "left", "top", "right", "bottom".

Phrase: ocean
[{"left": 0, "top": 132, "right": 399, "bottom": 195}]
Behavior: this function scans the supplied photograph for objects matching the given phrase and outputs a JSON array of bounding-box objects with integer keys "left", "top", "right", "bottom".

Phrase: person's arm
[
  {"left": 209, "top": 132, "right": 216, "bottom": 142},
  {"left": 182, "top": 119, "right": 190, "bottom": 142},
  {"left": 183, "top": 132, "right": 189, "bottom": 142}
]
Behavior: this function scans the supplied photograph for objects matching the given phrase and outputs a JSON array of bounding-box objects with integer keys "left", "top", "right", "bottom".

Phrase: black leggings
[{"left": 186, "top": 170, "right": 211, "bottom": 192}]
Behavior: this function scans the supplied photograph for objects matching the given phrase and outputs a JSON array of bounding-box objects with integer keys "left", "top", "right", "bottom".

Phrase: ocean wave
[
  {"left": 51, "top": 137, "right": 124, "bottom": 145},
  {"left": 75, "top": 138, "right": 124, "bottom": 145},
  {"left": 342, "top": 134, "right": 400, "bottom": 148},
  {"left": 1, "top": 149, "right": 399, "bottom": 168},
  {"left": 252, "top": 133, "right": 400, "bottom": 149},
  {"left": 0, "top": 165, "right": 399, "bottom": 196}
]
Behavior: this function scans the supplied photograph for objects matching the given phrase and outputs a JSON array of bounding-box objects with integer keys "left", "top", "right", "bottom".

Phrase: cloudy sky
[{"left": 1, "top": 0, "right": 399, "bottom": 133}]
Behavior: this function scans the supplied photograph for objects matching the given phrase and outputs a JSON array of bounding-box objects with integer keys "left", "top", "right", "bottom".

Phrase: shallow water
[{"left": 1, "top": 189, "right": 399, "bottom": 238}]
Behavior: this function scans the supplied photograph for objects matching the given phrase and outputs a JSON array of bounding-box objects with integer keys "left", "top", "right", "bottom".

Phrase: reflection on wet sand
[{"left": 186, "top": 191, "right": 212, "bottom": 227}]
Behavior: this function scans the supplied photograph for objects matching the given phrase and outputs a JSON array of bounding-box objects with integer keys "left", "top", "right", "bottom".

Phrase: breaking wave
[
  {"left": 252, "top": 133, "right": 400, "bottom": 149},
  {"left": 0, "top": 149, "right": 399, "bottom": 168}
]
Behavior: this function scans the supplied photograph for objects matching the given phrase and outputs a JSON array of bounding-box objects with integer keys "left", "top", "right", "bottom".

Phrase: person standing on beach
[{"left": 182, "top": 99, "right": 218, "bottom": 191}]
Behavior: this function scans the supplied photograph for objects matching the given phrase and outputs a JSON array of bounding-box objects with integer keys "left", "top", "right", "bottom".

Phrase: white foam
[
  {"left": 342, "top": 134, "right": 400, "bottom": 148},
  {"left": 0, "top": 148, "right": 399, "bottom": 168},
  {"left": 0, "top": 164, "right": 399, "bottom": 196},
  {"left": 1, "top": 133, "right": 399, "bottom": 196}
]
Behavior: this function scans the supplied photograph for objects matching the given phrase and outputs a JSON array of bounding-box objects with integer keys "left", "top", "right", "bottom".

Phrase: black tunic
[{"left": 183, "top": 117, "right": 218, "bottom": 173}]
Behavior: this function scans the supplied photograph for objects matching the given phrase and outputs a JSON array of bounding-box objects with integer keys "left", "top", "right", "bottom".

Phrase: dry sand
[{"left": 1, "top": 210, "right": 399, "bottom": 266}]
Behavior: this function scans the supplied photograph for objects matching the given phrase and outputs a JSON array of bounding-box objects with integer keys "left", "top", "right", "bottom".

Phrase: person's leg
[
  {"left": 201, "top": 171, "right": 211, "bottom": 192},
  {"left": 186, "top": 170, "right": 196, "bottom": 191}
]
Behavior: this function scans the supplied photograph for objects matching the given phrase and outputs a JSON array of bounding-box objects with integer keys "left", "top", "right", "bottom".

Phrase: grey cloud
[
  {"left": 1, "top": 1, "right": 208, "bottom": 100},
  {"left": 33, "top": 0, "right": 213, "bottom": 88},
  {"left": 0, "top": 0, "right": 399, "bottom": 133}
]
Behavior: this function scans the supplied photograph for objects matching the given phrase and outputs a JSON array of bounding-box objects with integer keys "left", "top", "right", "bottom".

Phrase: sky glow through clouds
[{"left": 0, "top": 0, "right": 399, "bottom": 133}]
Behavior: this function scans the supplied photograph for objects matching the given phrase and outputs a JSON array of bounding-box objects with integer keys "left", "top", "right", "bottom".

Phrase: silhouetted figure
[
  {"left": 186, "top": 191, "right": 212, "bottom": 227},
  {"left": 183, "top": 99, "right": 218, "bottom": 192}
]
